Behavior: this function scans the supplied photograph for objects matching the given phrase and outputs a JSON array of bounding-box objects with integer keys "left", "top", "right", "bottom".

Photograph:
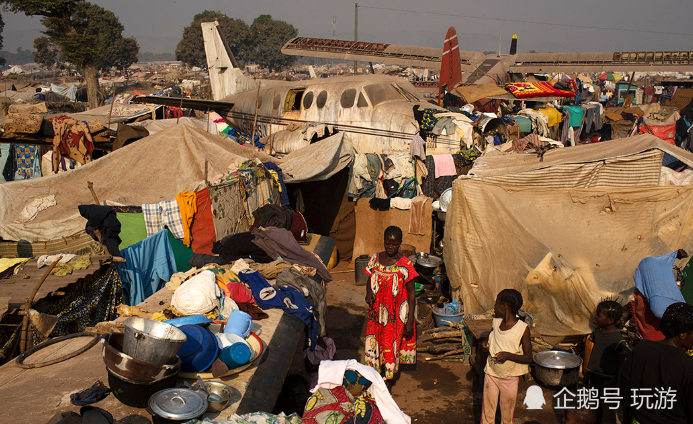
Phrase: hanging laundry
[
  {"left": 14, "top": 144, "right": 37, "bottom": 180},
  {"left": 174, "top": 191, "right": 197, "bottom": 247},
  {"left": 142, "top": 199, "right": 186, "bottom": 240},
  {"left": 118, "top": 229, "right": 177, "bottom": 305},
  {"left": 49, "top": 115, "right": 97, "bottom": 170},
  {"left": 190, "top": 187, "right": 217, "bottom": 255},
  {"left": 78, "top": 205, "right": 122, "bottom": 257},
  {"left": 410, "top": 134, "right": 426, "bottom": 160},
  {"left": 432, "top": 155, "right": 456, "bottom": 178}
]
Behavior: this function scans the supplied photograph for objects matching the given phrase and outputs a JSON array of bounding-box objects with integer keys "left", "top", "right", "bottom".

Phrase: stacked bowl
[{"left": 101, "top": 318, "right": 187, "bottom": 407}]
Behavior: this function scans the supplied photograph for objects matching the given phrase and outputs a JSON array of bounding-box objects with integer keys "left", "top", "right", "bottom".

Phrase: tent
[
  {"left": 444, "top": 135, "right": 693, "bottom": 336},
  {"left": 0, "top": 124, "right": 276, "bottom": 243}
]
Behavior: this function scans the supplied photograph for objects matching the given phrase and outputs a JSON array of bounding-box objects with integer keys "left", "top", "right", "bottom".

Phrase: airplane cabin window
[
  {"left": 303, "top": 91, "right": 314, "bottom": 109},
  {"left": 340, "top": 88, "right": 356, "bottom": 108},
  {"left": 273, "top": 93, "right": 281, "bottom": 110},
  {"left": 357, "top": 92, "right": 368, "bottom": 107},
  {"left": 364, "top": 83, "right": 403, "bottom": 106},
  {"left": 316, "top": 91, "right": 328, "bottom": 108},
  {"left": 284, "top": 89, "right": 305, "bottom": 111}
]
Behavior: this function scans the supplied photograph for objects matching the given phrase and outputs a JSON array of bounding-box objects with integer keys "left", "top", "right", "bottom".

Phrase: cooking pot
[
  {"left": 533, "top": 350, "right": 583, "bottom": 387},
  {"left": 107, "top": 367, "right": 179, "bottom": 408},
  {"left": 123, "top": 317, "right": 186, "bottom": 365},
  {"left": 102, "top": 332, "right": 182, "bottom": 383},
  {"left": 410, "top": 253, "right": 443, "bottom": 285},
  {"left": 147, "top": 388, "right": 208, "bottom": 424}
]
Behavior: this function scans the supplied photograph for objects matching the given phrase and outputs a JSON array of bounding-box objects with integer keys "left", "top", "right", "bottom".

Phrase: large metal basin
[{"left": 123, "top": 317, "right": 187, "bottom": 365}]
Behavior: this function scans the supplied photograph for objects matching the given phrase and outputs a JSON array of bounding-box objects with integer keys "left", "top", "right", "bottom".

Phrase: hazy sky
[{"left": 3, "top": 0, "right": 692, "bottom": 56}]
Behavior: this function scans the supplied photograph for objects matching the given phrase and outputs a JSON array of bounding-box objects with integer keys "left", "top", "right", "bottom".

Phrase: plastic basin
[
  {"left": 178, "top": 325, "right": 219, "bottom": 373},
  {"left": 432, "top": 305, "right": 465, "bottom": 328}
]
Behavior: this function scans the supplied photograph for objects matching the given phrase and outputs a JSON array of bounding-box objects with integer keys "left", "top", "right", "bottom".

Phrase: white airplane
[{"left": 133, "top": 21, "right": 453, "bottom": 156}]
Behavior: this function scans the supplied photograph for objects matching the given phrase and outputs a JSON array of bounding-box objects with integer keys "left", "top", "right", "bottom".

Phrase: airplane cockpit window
[
  {"left": 357, "top": 92, "right": 369, "bottom": 108},
  {"left": 316, "top": 91, "right": 328, "bottom": 108},
  {"left": 340, "top": 88, "right": 356, "bottom": 108},
  {"left": 285, "top": 89, "right": 305, "bottom": 111},
  {"left": 364, "top": 84, "right": 401, "bottom": 106},
  {"left": 273, "top": 93, "right": 281, "bottom": 110},
  {"left": 303, "top": 91, "right": 314, "bottom": 109}
]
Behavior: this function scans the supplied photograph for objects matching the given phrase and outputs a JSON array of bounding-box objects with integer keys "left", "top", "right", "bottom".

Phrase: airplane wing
[
  {"left": 282, "top": 36, "right": 693, "bottom": 78},
  {"left": 130, "top": 96, "right": 235, "bottom": 111}
]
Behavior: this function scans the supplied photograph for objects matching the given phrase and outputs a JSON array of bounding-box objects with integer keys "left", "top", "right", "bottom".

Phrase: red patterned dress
[{"left": 364, "top": 253, "right": 418, "bottom": 380}]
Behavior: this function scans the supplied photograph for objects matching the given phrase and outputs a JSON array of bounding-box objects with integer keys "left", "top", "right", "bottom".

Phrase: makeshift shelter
[
  {"left": 0, "top": 124, "right": 276, "bottom": 243},
  {"left": 444, "top": 135, "right": 693, "bottom": 336}
]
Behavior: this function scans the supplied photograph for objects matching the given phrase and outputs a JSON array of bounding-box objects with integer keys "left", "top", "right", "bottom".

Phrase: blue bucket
[{"left": 432, "top": 303, "right": 465, "bottom": 328}]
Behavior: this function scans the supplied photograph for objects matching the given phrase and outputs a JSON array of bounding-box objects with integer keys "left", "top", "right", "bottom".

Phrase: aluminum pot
[
  {"left": 101, "top": 332, "right": 181, "bottom": 383},
  {"left": 123, "top": 317, "right": 187, "bottom": 365},
  {"left": 147, "top": 388, "right": 208, "bottom": 424},
  {"left": 107, "top": 367, "right": 179, "bottom": 408},
  {"left": 533, "top": 350, "right": 583, "bottom": 387}
]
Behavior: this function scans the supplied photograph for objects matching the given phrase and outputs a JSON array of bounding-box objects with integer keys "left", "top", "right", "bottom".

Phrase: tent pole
[{"left": 251, "top": 82, "right": 262, "bottom": 146}]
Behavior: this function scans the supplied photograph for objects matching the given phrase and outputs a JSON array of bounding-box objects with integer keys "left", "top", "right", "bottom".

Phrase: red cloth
[
  {"left": 190, "top": 187, "right": 216, "bottom": 255},
  {"left": 225, "top": 282, "right": 254, "bottom": 304},
  {"left": 631, "top": 289, "right": 665, "bottom": 341},
  {"left": 364, "top": 254, "right": 419, "bottom": 380},
  {"left": 303, "top": 386, "right": 384, "bottom": 424}
]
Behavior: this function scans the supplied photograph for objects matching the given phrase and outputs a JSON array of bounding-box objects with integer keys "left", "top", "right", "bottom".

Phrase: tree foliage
[
  {"left": 176, "top": 10, "right": 250, "bottom": 68},
  {"left": 0, "top": 46, "right": 33, "bottom": 64},
  {"left": 1, "top": 0, "right": 139, "bottom": 107},
  {"left": 33, "top": 36, "right": 59, "bottom": 67},
  {"left": 247, "top": 15, "right": 298, "bottom": 72}
]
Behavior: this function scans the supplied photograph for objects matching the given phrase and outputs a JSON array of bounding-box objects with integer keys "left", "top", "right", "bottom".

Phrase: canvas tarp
[
  {"left": 453, "top": 84, "right": 508, "bottom": 104},
  {"left": 0, "top": 124, "right": 277, "bottom": 242},
  {"left": 280, "top": 132, "right": 354, "bottom": 183},
  {"left": 443, "top": 179, "right": 693, "bottom": 336},
  {"left": 50, "top": 84, "right": 78, "bottom": 102},
  {"left": 469, "top": 134, "right": 693, "bottom": 187}
]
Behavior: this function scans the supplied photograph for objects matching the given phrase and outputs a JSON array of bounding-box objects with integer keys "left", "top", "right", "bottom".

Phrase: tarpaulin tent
[
  {"left": 444, "top": 135, "right": 693, "bottom": 336},
  {"left": 50, "top": 84, "right": 78, "bottom": 102},
  {"left": 0, "top": 124, "right": 277, "bottom": 243}
]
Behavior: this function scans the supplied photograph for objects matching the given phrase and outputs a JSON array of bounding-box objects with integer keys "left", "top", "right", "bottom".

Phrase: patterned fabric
[
  {"left": 142, "top": 199, "right": 186, "bottom": 239},
  {"left": 14, "top": 144, "right": 36, "bottom": 180},
  {"left": 420, "top": 108, "right": 439, "bottom": 132},
  {"left": 50, "top": 116, "right": 95, "bottom": 168},
  {"left": 303, "top": 386, "right": 384, "bottom": 424},
  {"left": 364, "top": 254, "right": 418, "bottom": 380},
  {"left": 343, "top": 369, "right": 373, "bottom": 397},
  {"left": 505, "top": 81, "right": 575, "bottom": 99},
  {"left": 510, "top": 133, "right": 552, "bottom": 153},
  {"left": 192, "top": 412, "right": 302, "bottom": 424},
  {"left": 35, "top": 263, "right": 122, "bottom": 336}
]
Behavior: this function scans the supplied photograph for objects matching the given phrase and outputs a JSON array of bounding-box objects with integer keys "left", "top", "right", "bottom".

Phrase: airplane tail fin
[
  {"left": 308, "top": 65, "right": 317, "bottom": 79},
  {"left": 440, "top": 26, "right": 462, "bottom": 91},
  {"left": 201, "top": 21, "right": 257, "bottom": 100},
  {"left": 509, "top": 34, "right": 518, "bottom": 55}
]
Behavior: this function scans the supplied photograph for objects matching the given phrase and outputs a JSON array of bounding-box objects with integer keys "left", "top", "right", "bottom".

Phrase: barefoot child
[{"left": 481, "top": 289, "right": 532, "bottom": 424}]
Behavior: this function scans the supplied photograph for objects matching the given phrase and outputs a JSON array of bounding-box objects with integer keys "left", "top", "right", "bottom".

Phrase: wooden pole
[
  {"left": 177, "top": 94, "right": 184, "bottom": 124},
  {"left": 623, "top": 71, "right": 637, "bottom": 107},
  {"left": 87, "top": 181, "right": 100, "bottom": 205},
  {"left": 20, "top": 256, "right": 62, "bottom": 353},
  {"left": 107, "top": 87, "right": 117, "bottom": 128},
  {"left": 268, "top": 92, "right": 275, "bottom": 153},
  {"left": 204, "top": 160, "right": 209, "bottom": 186},
  {"left": 251, "top": 83, "right": 262, "bottom": 146},
  {"left": 206, "top": 108, "right": 211, "bottom": 133}
]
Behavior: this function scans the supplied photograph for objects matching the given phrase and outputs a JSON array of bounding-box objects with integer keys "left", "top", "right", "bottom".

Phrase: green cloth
[
  {"left": 117, "top": 213, "right": 148, "bottom": 250},
  {"left": 565, "top": 106, "right": 584, "bottom": 127},
  {"left": 166, "top": 229, "right": 192, "bottom": 273},
  {"left": 512, "top": 116, "right": 532, "bottom": 133}
]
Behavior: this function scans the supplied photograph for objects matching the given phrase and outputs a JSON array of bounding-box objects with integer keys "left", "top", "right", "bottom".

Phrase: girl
[
  {"left": 364, "top": 225, "right": 418, "bottom": 388},
  {"left": 584, "top": 299, "right": 629, "bottom": 424},
  {"left": 481, "top": 289, "right": 532, "bottom": 424}
]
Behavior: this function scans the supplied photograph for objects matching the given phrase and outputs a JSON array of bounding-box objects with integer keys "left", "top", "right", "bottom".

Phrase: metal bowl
[
  {"left": 193, "top": 381, "right": 235, "bottom": 412},
  {"left": 123, "top": 317, "right": 187, "bottom": 365},
  {"left": 102, "top": 332, "right": 182, "bottom": 383}
]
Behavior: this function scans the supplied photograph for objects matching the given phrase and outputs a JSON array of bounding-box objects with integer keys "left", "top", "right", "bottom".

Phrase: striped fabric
[{"left": 142, "top": 199, "right": 185, "bottom": 240}]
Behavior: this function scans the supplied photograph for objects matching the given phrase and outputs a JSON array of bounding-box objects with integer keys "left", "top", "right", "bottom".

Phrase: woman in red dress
[{"left": 364, "top": 226, "right": 418, "bottom": 386}]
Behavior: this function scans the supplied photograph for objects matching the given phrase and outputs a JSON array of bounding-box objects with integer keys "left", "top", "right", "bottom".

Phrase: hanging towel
[
  {"left": 175, "top": 191, "right": 197, "bottom": 247},
  {"left": 409, "top": 196, "right": 428, "bottom": 235},
  {"left": 432, "top": 155, "right": 456, "bottom": 178},
  {"left": 190, "top": 187, "right": 217, "bottom": 255},
  {"left": 410, "top": 134, "right": 426, "bottom": 160}
]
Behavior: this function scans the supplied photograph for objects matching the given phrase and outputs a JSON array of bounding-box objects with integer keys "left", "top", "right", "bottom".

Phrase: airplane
[
  {"left": 281, "top": 34, "right": 693, "bottom": 85},
  {"left": 133, "top": 21, "right": 455, "bottom": 156}
]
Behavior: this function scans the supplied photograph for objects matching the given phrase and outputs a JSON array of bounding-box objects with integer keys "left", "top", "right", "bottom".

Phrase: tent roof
[
  {"left": 470, "top": 134, "right": 693, "bottom": 178},
  {"left": 0, "top": 123, "right": 278, "bottom": 242}
]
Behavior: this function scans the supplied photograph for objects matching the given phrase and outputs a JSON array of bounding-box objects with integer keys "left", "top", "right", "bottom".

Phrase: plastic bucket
[
  {"left": 432, "top": 305, "right": 465, "bottom": 328},
  {"left": 354, "top": 255, "right": 370, "bottom": 286}
]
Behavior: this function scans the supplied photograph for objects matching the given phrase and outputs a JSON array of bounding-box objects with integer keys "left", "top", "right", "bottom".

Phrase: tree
[
  {"left": 2, "top": 1, "right": 139, "bottom": 108},
  {"left": 247, "top": 15, "right": 298, "bottom": 72},
  {"left": 0, "top": 13, "right": 5, "bottom": 66},
  {"left": 33, "top": 36, "right": 59, "bottom": 67},
  {"left": 176, "top": 10, "right": 250, "bottom": 69}
]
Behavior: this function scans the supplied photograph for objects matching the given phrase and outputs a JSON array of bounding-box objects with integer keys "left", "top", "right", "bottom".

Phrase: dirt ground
[{"left": 286, "top": 260, "right": 567, "bottom": 424}]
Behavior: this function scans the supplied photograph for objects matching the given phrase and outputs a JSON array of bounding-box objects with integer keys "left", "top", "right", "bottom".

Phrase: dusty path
[{"left": 286, "top": 260, "right": 566, "bottom": 423}]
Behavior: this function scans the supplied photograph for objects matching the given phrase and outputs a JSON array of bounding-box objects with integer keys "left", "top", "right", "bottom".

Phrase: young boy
[{"left": 481, "top": 289, "right": 532, "bottom": 424}]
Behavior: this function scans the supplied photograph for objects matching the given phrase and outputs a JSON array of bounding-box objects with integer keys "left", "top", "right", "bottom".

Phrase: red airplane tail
[{"left": 439, "top": 26, "right": 462, "bottom": 105}]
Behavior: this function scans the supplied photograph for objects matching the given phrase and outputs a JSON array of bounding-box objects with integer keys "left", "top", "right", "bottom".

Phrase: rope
[{"left": 15, "top": 332, "right": 100, "bottom": 369}]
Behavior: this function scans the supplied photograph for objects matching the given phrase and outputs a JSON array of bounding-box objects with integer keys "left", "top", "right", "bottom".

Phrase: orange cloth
[{"left": 175, "top": 191, "right": 197, "bottom": 247}]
